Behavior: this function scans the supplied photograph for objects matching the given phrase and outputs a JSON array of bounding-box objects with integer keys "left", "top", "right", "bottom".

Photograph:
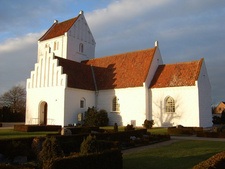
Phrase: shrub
[
  {"left": 114, "top": 123, "right": 118, "bottom": 132},
  {"left": 38, "top": 137, "right": 64, "bottom": 168},
  {"left": 143, "top": 119, "right": 154, "bottom": 129},
  {"left": 95, "top": 109, "right": 109, "bottom": 127},
  {"left": 48, "top": 149, "right": 123, "bottom": 169},
  {"left": 80, "top": 135, "right": 98, "bottom": 155},
  {"left": 213, "top": 116, "right": 221, "bottom": 124},
  {"left": 84, "top": 107, "right": 109, "bottom": 127},
  {"left": 124, "top": 124, "right": 134, "bottom": 131},
  {"left": 193, "top": 151, "right": 225, "bottom": 169}
]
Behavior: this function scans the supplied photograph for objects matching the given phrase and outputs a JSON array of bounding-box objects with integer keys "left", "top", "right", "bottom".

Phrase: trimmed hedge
[
  {"left": 64, "top": 126, "right": 100, "bottom": 134},
  {"left": 197, "top": 131, "right": 225, "bottom": 138},
  {"left": 95, "top": 129, "right": 148, "bottom": 142},
  {"left": 48, "top": 149, "right": 122, "bottom": 169},
  {"left": 14, "top": 125, "right": 61, "bottom": 132},
  {"left": 0, "top": 137, "right": 35, "bottom": 159},
  {"left": 167, "top": 127, "right": 203, "bottom": 135},
  {"left": 193, "top": 151, "right": 225, "bottom": 169}
]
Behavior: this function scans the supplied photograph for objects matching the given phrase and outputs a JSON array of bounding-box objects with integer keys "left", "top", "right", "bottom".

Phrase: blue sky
[{"left": 0, "top": 0, "right": 225, "bottom": 104}]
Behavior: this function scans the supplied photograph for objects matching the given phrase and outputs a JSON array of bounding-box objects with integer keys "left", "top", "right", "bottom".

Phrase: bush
[
  {"left": 143, "top": 119, "right": 154, "bottom": 129},
  {"left": 80, "top": 135, "right": 98, "bottom": 155},
  {"left": 114, "top": 123, "right": 118, "bottom": 132},
  {"left": 84, "top": 107, "right": 109, "bottom": 127},
  {"left": 213, "top": 116, "right": 221, "bottom": 124},
  {"left": 124, "top": 124, "right": 135, "bottom": 131},
  {"left": 38, "top": 137, "right": 64, "bottom": 168},
  {"left": 48, "top": 149, "right": 123, "bottom": 169},
  {"left": 193, "top": 151, "right": 225, "bottom": 169}
]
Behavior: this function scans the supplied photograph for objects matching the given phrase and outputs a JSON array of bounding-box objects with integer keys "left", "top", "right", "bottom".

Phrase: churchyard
[{"left": 0, "top": 126, "right": 225, "bottom": 168}]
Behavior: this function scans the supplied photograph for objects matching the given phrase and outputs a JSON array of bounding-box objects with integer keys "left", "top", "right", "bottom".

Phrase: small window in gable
[
  {"left": 112, "top": 96, "right": 120, "bottom": 112},
  {"left": 165, "top": 96, "right": 175, "bottom": 113},
  {"left": 80, "top": 98, "right": 86, "bottom": 109},
  {"left": 54, "top": 41, "right": 59, "bottom": 50},
  {"left": 79, "top": 43, "right": 84, "bottom": 53}
]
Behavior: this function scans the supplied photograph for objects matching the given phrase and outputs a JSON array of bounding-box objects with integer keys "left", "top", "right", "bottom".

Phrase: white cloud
[
  {"left": 0, "top": 0, "right": 225, "bottom": 103},
  {"left": 0, "top": 32, "right": 44, "bottom": 95}
]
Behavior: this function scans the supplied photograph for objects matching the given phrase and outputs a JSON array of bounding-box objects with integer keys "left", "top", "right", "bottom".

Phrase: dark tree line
[{"left": 0, "top": 85, "right": 26, "bottom": 122}]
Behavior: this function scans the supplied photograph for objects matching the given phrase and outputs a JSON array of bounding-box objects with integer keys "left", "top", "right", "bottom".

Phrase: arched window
[
  {"left": 80, "top": 98, "right": 86, "bottom": 108},
  {"left": 112, "top": 96, "right": 120, "bottom": 112},
  {"left": 165, "top": 96, "right": 175, "bottom": 113},
  {"left": 79, "top": 43, "right": 84, "bottom": 53}
]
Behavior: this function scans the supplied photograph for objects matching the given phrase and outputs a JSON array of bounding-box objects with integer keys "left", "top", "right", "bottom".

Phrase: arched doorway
[{"left": 39, "top": 101, "right": 48, "bottom": 125}]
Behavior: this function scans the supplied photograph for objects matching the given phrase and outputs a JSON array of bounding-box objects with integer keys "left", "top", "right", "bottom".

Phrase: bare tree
[{"left": 0, "top": 85, "right": 26, "bottom": 113}]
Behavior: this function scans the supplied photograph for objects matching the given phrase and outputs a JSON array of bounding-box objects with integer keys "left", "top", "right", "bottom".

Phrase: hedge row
[
  {"left": 95, "top": 128, "right": 148, "bottom": 141},
  {"left": 167, "top": 127, "right": 203, "bottom": 135},
  {"left": 14, "top": 125, "right": 61, "bottom": 132},
  {"left": 197, "top": 131, "right": 225, "bottom": 138},
  {"left": 48, "top": 149, "right": 122, "bottom": 169},
  {"left": 0, "top": 137, "right": 35, "bottom": 159},
  {"left": 193, "top": 151, "right": 225, "bottom": 169},
  {"left": 65, "top": 126, "right": 100, "bottom": 134},
  {"left": 0, "top": 129, "right": 148, "bottom": 159}
]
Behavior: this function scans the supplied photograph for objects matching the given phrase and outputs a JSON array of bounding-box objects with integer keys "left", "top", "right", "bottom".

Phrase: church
[{"left": 25, "top": 11, "right": 212, "bottom": 127}]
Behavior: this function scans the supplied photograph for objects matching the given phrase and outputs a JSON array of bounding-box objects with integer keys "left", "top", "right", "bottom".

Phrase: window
[
  {"left": 79, "top": 43, "right": 84, "bottom": 53},
  {"left": 112, "top": 96, "right": 120, "bottom": 112},
  {"left": 165, "top": 96, "right": 175, "bottom": 113},
  {"left": 80, "top": 98, "right": 86, "bottom": 108},
  {"left": 54, "top": 41, "right": 59, "bottom": 50},
  {"left": 77, "top": 113, "right": 83, "bottom": 122}
]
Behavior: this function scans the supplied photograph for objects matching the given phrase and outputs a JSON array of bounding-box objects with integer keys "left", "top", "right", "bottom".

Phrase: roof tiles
[
  {"left": 83, "top": 48, "right": 156, "bottom": 90},
  {"left": 56, "top": 56, "right": 95, "bottom": 90},
  {"left": 150, "top": 58, "right": 203, "bottom": 88},
  {"left": 39, "top": 16, "right": 79, "bottom": 41}
]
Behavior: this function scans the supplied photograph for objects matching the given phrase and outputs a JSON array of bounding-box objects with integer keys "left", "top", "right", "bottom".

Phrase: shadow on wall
[
  {"left": 108, "top": 112, "right": 123, "bottom": 126},
  {"left": 152, "top": 95, "right": 183, "bottom": 127}
]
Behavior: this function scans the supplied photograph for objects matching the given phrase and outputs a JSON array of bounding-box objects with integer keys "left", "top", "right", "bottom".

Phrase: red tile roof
[
  {"left": 83, "top": 48, "right": 157, "bottom": 90},
  {"left": 150, "top": 58, "right": 203, "bottom": 88},
  {"left": 39, "top": 16, "right": 80, "bottom": 41},
  {"left": 56, "top": 56, "right": 95, "bottom": 90},
  {"left": 55, "top": 47, "right": 156, "bottom": 90}
]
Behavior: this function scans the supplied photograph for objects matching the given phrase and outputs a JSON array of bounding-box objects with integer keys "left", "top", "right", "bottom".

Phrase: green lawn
[
  {"left": 123, "top": 140, "right": 225, "bottom": 169},
  {"left": 0, "top": 129, "right": 58, "bottom": 139}
]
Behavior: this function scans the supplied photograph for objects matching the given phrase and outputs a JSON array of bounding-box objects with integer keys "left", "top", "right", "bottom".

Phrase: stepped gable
[{"left": 150, "top": 58, "right": 203, "bottom": 88}]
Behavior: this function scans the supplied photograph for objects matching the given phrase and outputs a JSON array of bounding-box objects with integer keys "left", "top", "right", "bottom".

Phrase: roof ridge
[
  {"left": 161, "top": 58, "right": 202, "bottom": 66},
  {"left": 39, "top": 15, "right": 80, "bottom": 41},
  {"left": 195, "top": 58, "right": 204, "bottom": 81},
  {"left": 87, "top": 47, "right": 157, "bottom": 61},
  {"left": 39, "top": 22, "right": 58, "bottom": 41}
]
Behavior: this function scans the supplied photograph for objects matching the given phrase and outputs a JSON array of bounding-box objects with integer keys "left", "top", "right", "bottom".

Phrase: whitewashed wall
[
  {"left": 197, "top": 60, "right": 212, "bottom": 127},
  {"left": 37, "top": 13, "right": 95, "bottom": 63},
  {"left": 67, "top": 14, "right": 96, "bottom": 62},
  {"left": 38, "top": 36, "right": 68, "bottom": 62},
  {"left": 26, "top": 87, "right": 65, "bottom": 126},
  {"left": 64, "top": 88, "right": 95, "bottom": 126},
  {"left": 26, "top": 50, "right": 67, "bottom": 126},
  {"left": 97, "top": 87, "right": 147, "bottom": 126},
  {"left": 150, "top": 86, "right": 200, "bottom": 127}
]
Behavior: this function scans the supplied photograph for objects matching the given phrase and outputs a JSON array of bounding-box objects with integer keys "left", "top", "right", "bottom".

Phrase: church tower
[{"left": 37, "top": 11, "right": 96, "bottom": 63}]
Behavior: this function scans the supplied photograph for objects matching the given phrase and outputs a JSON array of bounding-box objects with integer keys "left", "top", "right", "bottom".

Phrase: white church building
[{"left": 25, "top": 11, "right": 212, "bottom": 127}]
